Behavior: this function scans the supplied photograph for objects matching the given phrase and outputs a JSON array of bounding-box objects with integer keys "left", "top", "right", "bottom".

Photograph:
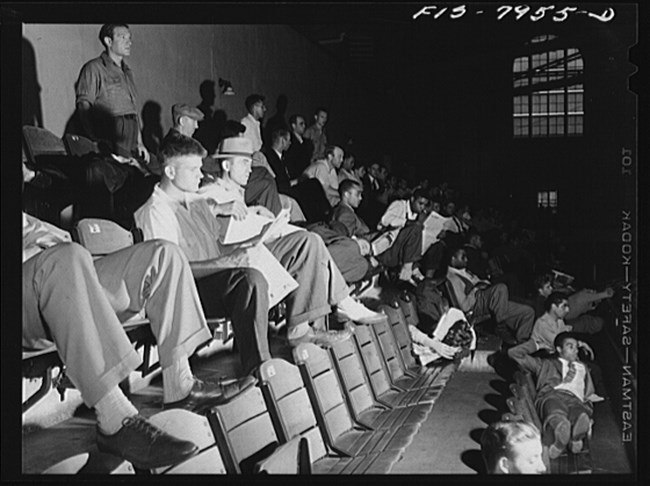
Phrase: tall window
[{"left": 513, "top": 35, "right": 584, "bottom": 137}]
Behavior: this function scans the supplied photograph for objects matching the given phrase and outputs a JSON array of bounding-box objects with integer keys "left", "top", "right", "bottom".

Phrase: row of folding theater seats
[
  {"left": 44, "top": 292, "right": 457, "bottom": 474},
  {"left": 189, "top": 292, "right": 456, "bottom": 474}
]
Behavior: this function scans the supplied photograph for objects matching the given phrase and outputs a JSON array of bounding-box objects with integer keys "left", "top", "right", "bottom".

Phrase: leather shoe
[
  {"left": 164, "top": 375, "right": 258, "bottom": 410},
  {"left": 288, "top": 327, "right": 353, "bottom": 348},
  {"left": 96, "top": 414, "right": 198, "bottom": 469},
  {"left": 548, "top": 419, "right": 570, "bottom": 459},
  {"left": 569, "top": 413, "right": 591, "bottom": 453}
]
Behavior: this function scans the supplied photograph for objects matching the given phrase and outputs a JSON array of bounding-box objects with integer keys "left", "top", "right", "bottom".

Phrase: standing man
[
  {"left": 240, "top": 94, "right": 266, "bottom": 152},
  {"left": 75, "top": 24, "right": 150, "bottom": 163},
  {"left": 75, "top": 24, "right": 156, "bottom": 223},
  {"left": 304, "top": 107, "right": 328, "bottom": 162},
  {"left": 284, "top": 114, "right": 314, "bottom": 179},
  {"left": 303, "top": 145, "right": 344, "bottom": 207}
]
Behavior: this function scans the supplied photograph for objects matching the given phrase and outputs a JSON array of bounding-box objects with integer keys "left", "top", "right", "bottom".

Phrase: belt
[{"left": 115, "top": 113, "right": 137, "bottom": 120}]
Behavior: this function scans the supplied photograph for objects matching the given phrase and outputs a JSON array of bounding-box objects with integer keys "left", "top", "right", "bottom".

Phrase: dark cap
[{"left": 172, "top": 104, "right": 205, "bottom": 124}]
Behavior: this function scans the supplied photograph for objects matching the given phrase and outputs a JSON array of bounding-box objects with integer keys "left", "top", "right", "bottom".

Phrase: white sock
[
  {"left": 162, "top": 356, "right": 195, "bottom": 403},
  {"left": 288, "top": 322, "right": 310, "bottom": 339},
  {"left": 95, "top": 388, "right": 139, "bottom": 435}
]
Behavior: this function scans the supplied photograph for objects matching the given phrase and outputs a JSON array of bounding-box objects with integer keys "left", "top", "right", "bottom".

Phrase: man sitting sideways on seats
[
  {"left": 446, "top": 246, "right": 534, "bottom": 345},
  {"left": 22, "top": 212, "right": 255, "bottom": 470},
  {"left": 480, "top": 421, "right": 546, "bottom": 474},
  {"left": 533, "top": 272, "right": 609, "bottom": 331},
  {"left": 331, "top": 179, "right": 425, "bottom": 286},
  {"left": 135, "top": 135, "right": 384, "bottom": 350},
  {"left": 508, "top": 332, "right": 598, "bottom": 459},
  {"left": 376, "top": 187, "right": 433, "bottom": 283}
]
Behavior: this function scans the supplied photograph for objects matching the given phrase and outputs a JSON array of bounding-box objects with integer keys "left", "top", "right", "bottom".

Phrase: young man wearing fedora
[{"left": 136, "top": 136, "right": 386, "bottom": 349}]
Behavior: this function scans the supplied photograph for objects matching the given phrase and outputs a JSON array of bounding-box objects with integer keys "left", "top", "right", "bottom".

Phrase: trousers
[
  {"left": 265, "top": 231, "right": 349, "bottom": 328},
  {"left": 22, "top": 240, "right": 211, "bottom": 407},
  {"left": 474, "top": 283, "right": 534, "bottom": 343},
  {"left": 195, "top": 268, "right": 271, "bottom": 374},
  {"left": 376, "top": 223, "right": 423, "bottom": 268}
]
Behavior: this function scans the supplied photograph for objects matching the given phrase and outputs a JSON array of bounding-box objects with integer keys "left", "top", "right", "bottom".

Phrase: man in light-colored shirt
[
  {"left": 302, "top": 145, "right": 344, "bottom": 207},
  {"left": 136, "top": 136, "right": 385, "bottom": 349},
  {"left": 240, "top": 94, "right": 266, "bottom": 151},
  {"left": 378, "top": 189, "right": 430, "bottom": 230}
]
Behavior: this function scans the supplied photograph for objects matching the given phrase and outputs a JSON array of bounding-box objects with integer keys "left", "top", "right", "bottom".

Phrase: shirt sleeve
[
  {"left": 75, "top": 61, "right": 100, "bottom": 106},
  {"left": 135, "top": 202, "right": 181, "bottom": 245},
  {"left": 508, "top": 340, "right": 542, "bottom": 374},
  {"left": 379, "top": 200, "right": 406, "bottom": 229},
  {"left": 531, "top": 317, "right": 556, "bottom": 351}
]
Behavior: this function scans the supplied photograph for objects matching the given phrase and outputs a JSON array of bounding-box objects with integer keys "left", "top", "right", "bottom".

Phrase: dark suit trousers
[
  {"left": 195, "top": 268, "right": 271, "bottom": 375},
  {"left": 376, "top": 223, "right": 422, "bottom": 269}
]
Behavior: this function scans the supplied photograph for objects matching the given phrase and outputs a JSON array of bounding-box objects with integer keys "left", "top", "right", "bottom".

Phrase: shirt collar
[
  {"left": 100, "top": 50, "right": 130, "bottom": 72},
  {"left": 153, "top": 183, "right": 199, "bottom": 208},
  {"left": 246, "top": 113, "right": 260, "bottom": 126},
  {"left": 216, "top": 176, "right": 245, "bottom": 196}
]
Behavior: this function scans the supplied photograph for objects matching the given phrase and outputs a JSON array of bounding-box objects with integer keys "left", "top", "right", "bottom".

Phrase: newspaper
[{"left": 221, "top": 208, "right": 300, "bottom": 245}]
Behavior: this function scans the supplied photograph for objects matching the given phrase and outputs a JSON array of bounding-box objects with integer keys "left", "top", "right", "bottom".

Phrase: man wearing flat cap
[{"left": 162, "top": 103, "right": 205, "bottom": 144}]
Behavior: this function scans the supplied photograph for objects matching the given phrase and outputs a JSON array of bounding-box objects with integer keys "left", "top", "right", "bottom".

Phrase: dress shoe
[
  {"left": 548, "top": 419, "right": 570, "bottom": 459},
  {"left": 96, "top": 414, "right": 198, "bottom": 470},
  {"left": 569, "top": 413, "right": 591, "bottom": 453},
  {"left": 288, "top": 327, "right": 353, "bottom": 348},
  {"left": 164, "top": 375, "right": 258, "bottom": 410}
]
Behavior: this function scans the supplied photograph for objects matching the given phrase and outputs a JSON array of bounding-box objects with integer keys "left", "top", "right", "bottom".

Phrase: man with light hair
[
  {"left": 302, "top": 144, "right": 344, "bottom": 207},
  {"left": 136, "top": 136, "right": 385, "bottom": 349},
  {"left": 480, "top": 421, "right": 546, "bottom": 474}
]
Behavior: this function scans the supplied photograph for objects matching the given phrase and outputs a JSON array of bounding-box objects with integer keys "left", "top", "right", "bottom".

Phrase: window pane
[
  {"left": 549, "top": 93, "right": 564, "bottom": 113},
  {"left": 514, "top": 57, "right": 527, "bottom": 72},
  {"left": 532, "top": 94, "right": 548, "bottom": 114},
  {"left": 514, "top": 118, "right": 529, "bottom": 137},
  {"left": 550, "top": 115, "right": 564, "bottom": 135},
  {"left": 514, "top": 96, "right": 529, "bottom": 114},
  {"left": 532, "top": 53, "right": 546, "bottom": 68},
  {"left": 532, "top": 117, "right": 547, "bottom": 136}
]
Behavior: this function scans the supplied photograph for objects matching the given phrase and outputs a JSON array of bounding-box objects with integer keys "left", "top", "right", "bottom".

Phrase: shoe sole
[
  {"left": 572, "top": 413, "right": 591, "bottom": 442},
  {"left": 97, "top": 440, "right": 199, "bottom": 470},
  {"left": 549, "top": 420, "right": 570, "bottom": 458},
  {"left": 569, "top": 439, "right": 584, "bottom": 454}
]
